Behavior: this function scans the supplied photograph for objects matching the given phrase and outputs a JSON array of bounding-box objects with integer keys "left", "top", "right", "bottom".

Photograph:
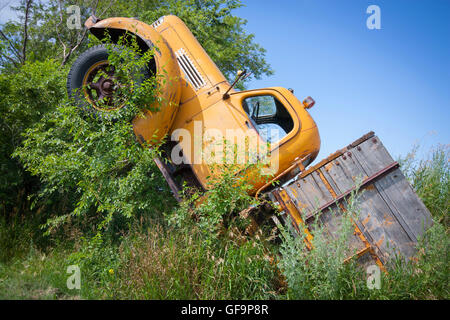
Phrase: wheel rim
[{"left": 82, "top": 60, "right": 126, "bottom": 111}]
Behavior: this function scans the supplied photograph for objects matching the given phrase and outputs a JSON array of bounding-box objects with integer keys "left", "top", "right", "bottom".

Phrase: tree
[
  {"left": 0, "top": 0, "right": 34, "bottom": 68},
  {"left": 0, "top": 0, "right": 274, "bottom": 229},
  {"left": 0, "top": 59, "right": 67, "bottom": 217},
  {"left": 110, "top": 0, "right": 274, "bottom": 82},
  {"left": 0, "top": 0, "right": 273, "bottom": 83},
  {"left": 0, "top": 0, "right": 113, "bottom": 69}
]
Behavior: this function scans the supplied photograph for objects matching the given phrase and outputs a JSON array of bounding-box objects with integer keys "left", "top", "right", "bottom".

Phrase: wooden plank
[
  {"left": 329, "top": 141, "right": 421, "bottom": 260},
  {"left": 296, "top": 157, "right": 369, "bottom": 256},
  {"left": 358, "top": 189, "right": 416, "bottom": 260},
  {"left": 282, "top": 162, "right": 367, "bottom": 256},
  {"left": 351, "top": 136, "right": 395, "bottom": 175},
  {"left": 319, "top": 166, "right": 341, "bottom": 197},
  {"left": 285, "top": 181, "right": 316, "bottom": 217},
  {"left": 317, "top": 161, "right": 377, "bottom": 252},
  {"left": 287, "top": 172, "right": 335, "bottom": 218},
  {"left": 374, "top": 168, "right": 433, "bottom": 241},
  {"left": 274, "top": 132, "right": 434, "bottom": 263},
  {"left": 314, "top": 204, "right": 367, "bottom": 255},
  {"left": 322, "top": 157, "right": 360, "bottom": 193},
  {"left": 308, "top": 171, "right": 336, "bottom": 210}
]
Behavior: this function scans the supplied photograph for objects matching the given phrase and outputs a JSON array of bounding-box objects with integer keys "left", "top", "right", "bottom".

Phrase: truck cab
[{"left": 75, "top": 15, "right": 321, "bottom": 195}]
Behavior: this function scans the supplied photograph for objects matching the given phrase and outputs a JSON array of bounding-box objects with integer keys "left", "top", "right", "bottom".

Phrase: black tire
[
  {"left": 67, "top": 44, "right": 150, "bottom": 119},
  {"left": 67, "top": 45, "right": 109, "bottom": 115}
]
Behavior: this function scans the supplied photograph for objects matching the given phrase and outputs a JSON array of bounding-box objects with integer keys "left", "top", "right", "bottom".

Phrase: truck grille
[
  {"left": 151, "top": 16, "right": 164, "bottom": 29},
  {"left": 175, "top": 48, "right": 206, "bottom": 90}
]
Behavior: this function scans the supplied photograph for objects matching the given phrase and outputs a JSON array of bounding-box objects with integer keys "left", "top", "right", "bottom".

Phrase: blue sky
[
  {"left": 1, "top": 0, "right": 448, "bottom": 163},
  {"left": 235, "top": 0, "right": 449, "bottom": 163},
  {"left": 0, "top": 0, "right": 18, "bottom": 24}
]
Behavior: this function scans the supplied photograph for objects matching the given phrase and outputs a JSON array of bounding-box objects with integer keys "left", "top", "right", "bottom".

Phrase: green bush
[
  {"left": 0, "top": 59, "right": 67, "bottom": 215},
  {"left": 13, "top": 37, "right": 175, "bottom": 237},
  {"left": 168, "top": 163, "right": 261, "bottom": 237}
]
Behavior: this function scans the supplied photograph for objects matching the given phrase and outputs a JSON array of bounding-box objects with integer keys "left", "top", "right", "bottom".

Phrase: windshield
[{"left": 242, "top": 95, "right": 294, "bottom": 143}]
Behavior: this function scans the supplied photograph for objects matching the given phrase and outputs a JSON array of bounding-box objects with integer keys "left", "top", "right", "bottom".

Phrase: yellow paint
[
  {"left": 85, "top": 15, "right": 321, "bottom": 194},
  {"left": 85, "top": 16, "right": 182, "bottom": 144},
  {"left": 278, "top": 189, "right": 313, "bottom": 249}
]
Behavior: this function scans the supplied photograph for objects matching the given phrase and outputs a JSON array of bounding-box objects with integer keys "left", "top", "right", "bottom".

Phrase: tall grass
[
  {"left": 110, "top": 224, "right": 278, "bottom": 299},
  {"left": 0, "top": 163, "right": 281, "bottom": 300},
  {"left": 399, "top": 144, "right": 449, "bottom": 226},
  {"left": 0, "top": 218, "right": 280, "bottom": 300},
  {"left": 277, "top": 183, "right": 372, "bottom": 299},
  {"left": 1, "top": 145, "right": 448, "bottom": 300}
]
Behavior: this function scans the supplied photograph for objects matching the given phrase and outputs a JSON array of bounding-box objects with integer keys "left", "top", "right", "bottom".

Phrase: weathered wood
[
  {"left": 285, "top": 172, "right": 334, "bottom": 219},
  {"left": 285, "top": 181, "right": 315, "bottom": 216},
  {"left": 272, "top": 132, "right": 434, "bottom": 264},
  {"left": 352, "top": 137, "right": 433, "bottom": 247},
  {"left": 352, "top": 137, "right": 395, "bottom": 175},
  {"left": 374, "top": 168, "right": 433, "bottom": 240},
  {"left": 315, "top": 204, "right": 367, "bottom": 255},
  {"left": 323, "top": 154, "right": 415, "bottom": 260}
]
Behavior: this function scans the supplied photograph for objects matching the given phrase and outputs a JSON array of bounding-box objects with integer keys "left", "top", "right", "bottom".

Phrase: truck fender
[{"left": 85, "top": 16, "right": 182, "bottom": 144}]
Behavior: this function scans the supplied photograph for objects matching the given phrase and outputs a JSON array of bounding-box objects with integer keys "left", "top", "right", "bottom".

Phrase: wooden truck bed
[{"left": 268, "top": 132, "right": 433, "bottom": 267}]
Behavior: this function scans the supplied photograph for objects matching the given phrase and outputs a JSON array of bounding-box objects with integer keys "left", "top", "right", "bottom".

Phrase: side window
[{"left": 242, "top": 95, "right": 294, "bottom": 143}]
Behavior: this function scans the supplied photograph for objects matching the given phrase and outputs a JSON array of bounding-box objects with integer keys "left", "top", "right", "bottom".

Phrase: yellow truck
[
  {"left": 67, "top": 15, "right": 433, "bottom": 267},
  {"left": 67, "top": 15, "right": 320, "bottom": 197}
]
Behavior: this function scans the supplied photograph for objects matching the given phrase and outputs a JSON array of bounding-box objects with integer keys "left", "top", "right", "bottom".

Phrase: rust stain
[
  {"left": 314, "top": 165, "right": 385, "bottom": 269},
  {"left": 365, "top": 184, "right": 375, "bottom": 191},
  {"left": 277, "top": 189, "right": 313, "bottom": 249},
  {"left": 324, "top": 162, "right": 334, "bottom": 172},
  {"left": 382, "top": 213, "right": 394, "bottom": 227},
  {"left": 361, "top": 213, "right": 371, "bottom": 226},
  {"left": 317, "top": 170, "right": 338, "bottom": 198},
  {"left": 375, "top": 235, "right": 385, "bottom": 248},
  {"left": 291, "top": 189, "right": 298, "bottom": 197},
  {"left": 298, "top": 202, "right": 308, "bottom": 210}
]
